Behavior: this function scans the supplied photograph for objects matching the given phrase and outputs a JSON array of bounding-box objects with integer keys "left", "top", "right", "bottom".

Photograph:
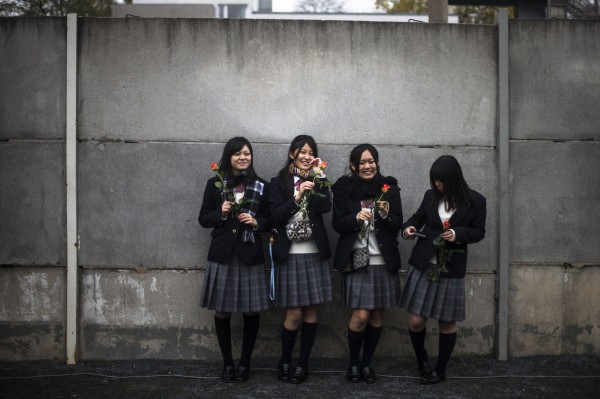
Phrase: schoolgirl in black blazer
[
  {"left": 269, "top": 135, "right": 333, "bottom": 384},
  {"left": 331, "top": 144, "right": 403, "bottom": 383},
  {"left": 198, "top": 137, "right": 271, "bottom": 383},
  {"left": 400, "top": 155, "right": 486, "bottom": 385}
]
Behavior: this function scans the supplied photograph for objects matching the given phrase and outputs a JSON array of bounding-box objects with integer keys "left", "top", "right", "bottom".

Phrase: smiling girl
[
  {"left": 269, "top": 135, "right": 333, "bottom": 384},
  {"left": 199, "top": 137, "right": 270, "bottom": 383},
  {"left": 331, "top": 144, "right": 403, "bottom": 384}
]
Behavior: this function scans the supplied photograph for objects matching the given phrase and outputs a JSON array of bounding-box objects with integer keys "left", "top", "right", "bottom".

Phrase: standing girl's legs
[
  {"left": 347, "top": 309, "right": 383, "bottom": 383},
  {"left": 290, "top": 305, "right": 318, "bottom": 383},
  {"left": 278, "top": 307, "right": 302, "bottom": 381},
  {"left": 215, "top": 312, "right": 235, "bottom": 382},
  {"left": 422, "top": 320, "right": 457, "bottom": 384},
  {"left": 235, "top": 312, "right": 260, "bottom": 382},
  {"left": 408, "top": 313, "right": 430, "bottom": 377},
  {"left": 279, "top": 306, "right": 318, "bottom": 383}
]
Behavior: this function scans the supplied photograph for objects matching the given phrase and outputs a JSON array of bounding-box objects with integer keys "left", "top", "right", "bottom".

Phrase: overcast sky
[{"left": 273, "top": 0, "right": 380, "bottom": 13}]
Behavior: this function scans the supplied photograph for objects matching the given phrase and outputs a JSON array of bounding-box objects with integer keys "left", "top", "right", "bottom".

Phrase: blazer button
[
  {"left": 232, "top": 229, "right": 237, "bottom": 234},
  {"left": 379, "top": 244, "right": 383, "bottom": 247}
]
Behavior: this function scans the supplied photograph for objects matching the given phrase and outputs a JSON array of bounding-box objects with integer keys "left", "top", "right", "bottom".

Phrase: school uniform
[
  {"left": 400, "top": 188, "right": 486, "bottom": 322},
  {"left": 269, "top": 175, "right": 333, "bottom": 307},
  {"left": 331, "top": 174, "right": 403, "bottom": 309},
  {"left": 199, "top": 176, "right": 271, "bottom": 313}
]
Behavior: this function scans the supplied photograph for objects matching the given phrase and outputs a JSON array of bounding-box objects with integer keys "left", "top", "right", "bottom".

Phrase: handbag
[
  {"left": 285, "top": 220, "right": 313, "bottom": 241},
  {"left": 342, "top": 221, "right": 371, "bottom": 273},
  {"left": 342, "top": 247, "right": 369, "bottom": 273}
]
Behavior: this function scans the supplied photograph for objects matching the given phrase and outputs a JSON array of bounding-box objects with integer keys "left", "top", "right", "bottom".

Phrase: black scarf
[{"left": 332, "top": 174, "right": 398, "bottom": 201}]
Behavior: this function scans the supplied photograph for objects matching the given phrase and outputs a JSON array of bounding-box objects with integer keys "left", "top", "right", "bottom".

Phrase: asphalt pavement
[{"left": 1, "top": 355, "right": 599, "bottom": 398}]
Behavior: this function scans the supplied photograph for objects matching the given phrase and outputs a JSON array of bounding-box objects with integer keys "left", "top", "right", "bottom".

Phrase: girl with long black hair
[
  {"left": 401, "top": 155, "right": 486, "bottom": 384},
  {"left": 269, "top": 135, "right": 333, "bottom": 384},
  {"left": 199, "top": 137, "right": 270, "bottom": 383},
  {"left": 331, "top": 144, "right": 403, "bottom": 383}
]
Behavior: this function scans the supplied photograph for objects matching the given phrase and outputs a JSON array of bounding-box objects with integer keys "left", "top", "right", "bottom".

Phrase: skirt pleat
[
  {"left": 400, "top": 264, "right": 465, "bottom": 322},
  {"left": 200, "top": 256, "right": 270, "bottom": 313},
  {"left": 343, "top": 264, "right": 401, "bottom": 309},
  {"left": 277, "top": 253, "right": 333, "bottom": 308}
]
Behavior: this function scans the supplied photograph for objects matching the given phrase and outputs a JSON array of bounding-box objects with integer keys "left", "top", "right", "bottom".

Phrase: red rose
[
  {"left": 443, "top": 220, "right": 451, "bottom": 230},
  {"left": 210, "top": 162, "right": 218, "bottom": 171},
  {"left": 319, "top": 160, "right": 328, "bottom": 169},
  {"left": 382, "top": 184, "right": 390, "bottom": 193}
]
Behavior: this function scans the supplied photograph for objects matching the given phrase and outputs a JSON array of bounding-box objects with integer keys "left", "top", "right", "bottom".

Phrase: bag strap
[{"left": 268, "top": 229, "right": 277, "bottom": 301}]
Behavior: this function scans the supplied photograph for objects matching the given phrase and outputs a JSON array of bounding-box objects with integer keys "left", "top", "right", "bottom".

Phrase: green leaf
[{"left": 214, "top": 181, "right": 223, "bottom": 188}]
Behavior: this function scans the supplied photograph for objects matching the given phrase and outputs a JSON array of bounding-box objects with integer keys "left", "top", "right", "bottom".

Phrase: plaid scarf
[{"left": 221, "top": 179, "right": 264, "bottom": 243}]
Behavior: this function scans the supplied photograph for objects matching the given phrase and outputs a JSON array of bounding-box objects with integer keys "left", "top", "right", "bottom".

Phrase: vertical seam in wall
[
  {"left": 496, "top": 9, "right": 510, "bottom": 362},
  {"left": 66, "top": 13, "right": 78, "bottom": 365}
]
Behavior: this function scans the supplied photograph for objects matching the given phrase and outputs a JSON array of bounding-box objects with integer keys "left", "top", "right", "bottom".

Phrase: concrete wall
[{"left": 0, "top": 17, "right": 598, "bottom": 361}]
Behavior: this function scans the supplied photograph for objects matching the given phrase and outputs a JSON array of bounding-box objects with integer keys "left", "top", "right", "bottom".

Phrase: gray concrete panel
[
  {"left": 78, "top": 142, "right": 206, "bottom": 268},
  {"left": 0, "top": 268, "right": 65, "bottom": 360},
  {"left": 509, "top": 265, "right": 600, "bottom": 355},
  {"left": 78, "top": 19, "right": 496, "bottom": 146},
  {"left": 79, "top": 268, "right": 494, "bottom": 359},
  {"left": 78, "top": 141, "right": 496, "bottom": 270},
  {"left": 510, "top": 20, "right": 600, "bottom": 140},
  {"left": 509, "top": 141, "right": 600, "bottom": 262},
  {"left": 0, "top": 143, "right": 66, "bottom": 265},
  {"left": 0, "top": 18, "right": 66, "bottom": 139}
]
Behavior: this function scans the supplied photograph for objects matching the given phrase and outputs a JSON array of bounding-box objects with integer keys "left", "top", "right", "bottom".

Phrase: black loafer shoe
[
  {"left": 220, "top": 365, "right": 236, "bottom": 382},
  {"left": 361, "top": 366, "right": 376, "bottom": 383},
  {"left": 289, "top": 366, "right": 307, "bottom": 384},
  {"left": 419, "top": 361, "right": 431, "bottom": 377},
  {"left": 277, "top": 362, "right": 291, "bottom": 381},
  {"left": 234, "top": 365, "right": 249, "bottom": 382},
  {"left": 346, "top": 365, "right": 361, "bottom": 383},
  {"left": 421, "top": 370, "right": 446, "bottom": 385}
]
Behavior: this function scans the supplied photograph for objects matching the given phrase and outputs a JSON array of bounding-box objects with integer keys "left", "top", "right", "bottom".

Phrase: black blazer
[
  {"left": 268, "top": 175, "right": 332, "bottom": 262},
  {"left": 402, "top": 189, "right": 486, "bottom": 278},
  {"left": 198, "top": 176, "right": 270, "bottom": 265},
  {"left": 332, "top": 178, "right": 403, "bottom": 274}
]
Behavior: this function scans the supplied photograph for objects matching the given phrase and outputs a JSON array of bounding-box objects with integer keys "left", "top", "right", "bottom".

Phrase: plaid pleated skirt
[
  {"left": 277, "top": 253, "right": 333, "bottom": 308},
  {"left": 200, "top": 256, "right": 270, "bottom": 313},
  {"left": 400, "top": 264, "right": 465, "bottom": 322},
  {"left": 343, "top": 264, "right": 401, "bottom": 309}
]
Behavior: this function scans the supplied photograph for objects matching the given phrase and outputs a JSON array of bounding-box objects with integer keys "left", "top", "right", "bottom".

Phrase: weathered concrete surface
[
  {"left": 0, "top": 18, "right": 66, "bottom": 139},
  {"left": 509, "top": 142, "right": 600, "bottom": 263},
  {"left": 78, "top": 141, "right": 496, "bottom": 270},
  {"left": 510, "top": 20, "right": 600, "bottom": 140},
  {"left": 0, "top": 268, "right": 65, "bottom": 360},
  {"left": 0, "top": 142, "right": 66, "bottom": 266},
  {"left": 2, "top": 17, "right": 600, "bottom": 361},
  {"left": 79, "top": 269, "right": 494, "bottom": 359},
  {"left": 77, "top": 19, "right": 496, "bottom": 146},
  {"left": 509, "top": 265, "right": 600, "bottom": 356}
]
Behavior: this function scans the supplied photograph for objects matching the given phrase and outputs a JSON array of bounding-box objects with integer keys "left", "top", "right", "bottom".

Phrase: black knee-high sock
[
  {"left": 360, "top": 324, "right": 382, "bottom": 367},
  {"left": 297, "top": 322, "right": 318, "bottom": 369},
  {"left": 280, "top": 326, "right": 298, "bottom": 364},
  {"left": 435, "top": 332, "right": 457, "bottom": 374},
  {"left": 215, "top": 315, "right": 234, "bottom": 367},
  {"left": 409, "top": 328, "right": 428, "bottom": 365},
  {"left": 347, "top": 328, "right": 366, "bottom": 366},
  {"left": 239, "top": 314, "right": 260, "bottom": 368}
]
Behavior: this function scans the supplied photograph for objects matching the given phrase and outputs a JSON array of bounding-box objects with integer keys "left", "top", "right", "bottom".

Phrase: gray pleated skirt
[
  {"left": 200, "top": 256, "right": 270, "bottom": 313},
  {"left": 400, "top": 264, "right": 465, "bottom": 322},
  {"left": 343, "top": 263, "right": 401, "bottom": 309},
  {"left": 277, "top": 253, "right": 333, "bottom": 308}
]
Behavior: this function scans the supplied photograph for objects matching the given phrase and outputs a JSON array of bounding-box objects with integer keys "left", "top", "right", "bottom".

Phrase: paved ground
[{"left": 1, "top": 356, "right": 599, "bottom": 398}]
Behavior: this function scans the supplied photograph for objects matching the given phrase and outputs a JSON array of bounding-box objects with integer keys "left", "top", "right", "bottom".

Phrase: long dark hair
[
  {"left": 429, "top": 155, "right": 473, "bottom": 210},
  {"left": 217, "top": 136, "right": 258, "bottom": 185},
  {"left": 349, "top": 143, "right": 381, "bottom": 177},
  {"left": 276, "top": 135, "right": 318, "bottom": 198}
]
